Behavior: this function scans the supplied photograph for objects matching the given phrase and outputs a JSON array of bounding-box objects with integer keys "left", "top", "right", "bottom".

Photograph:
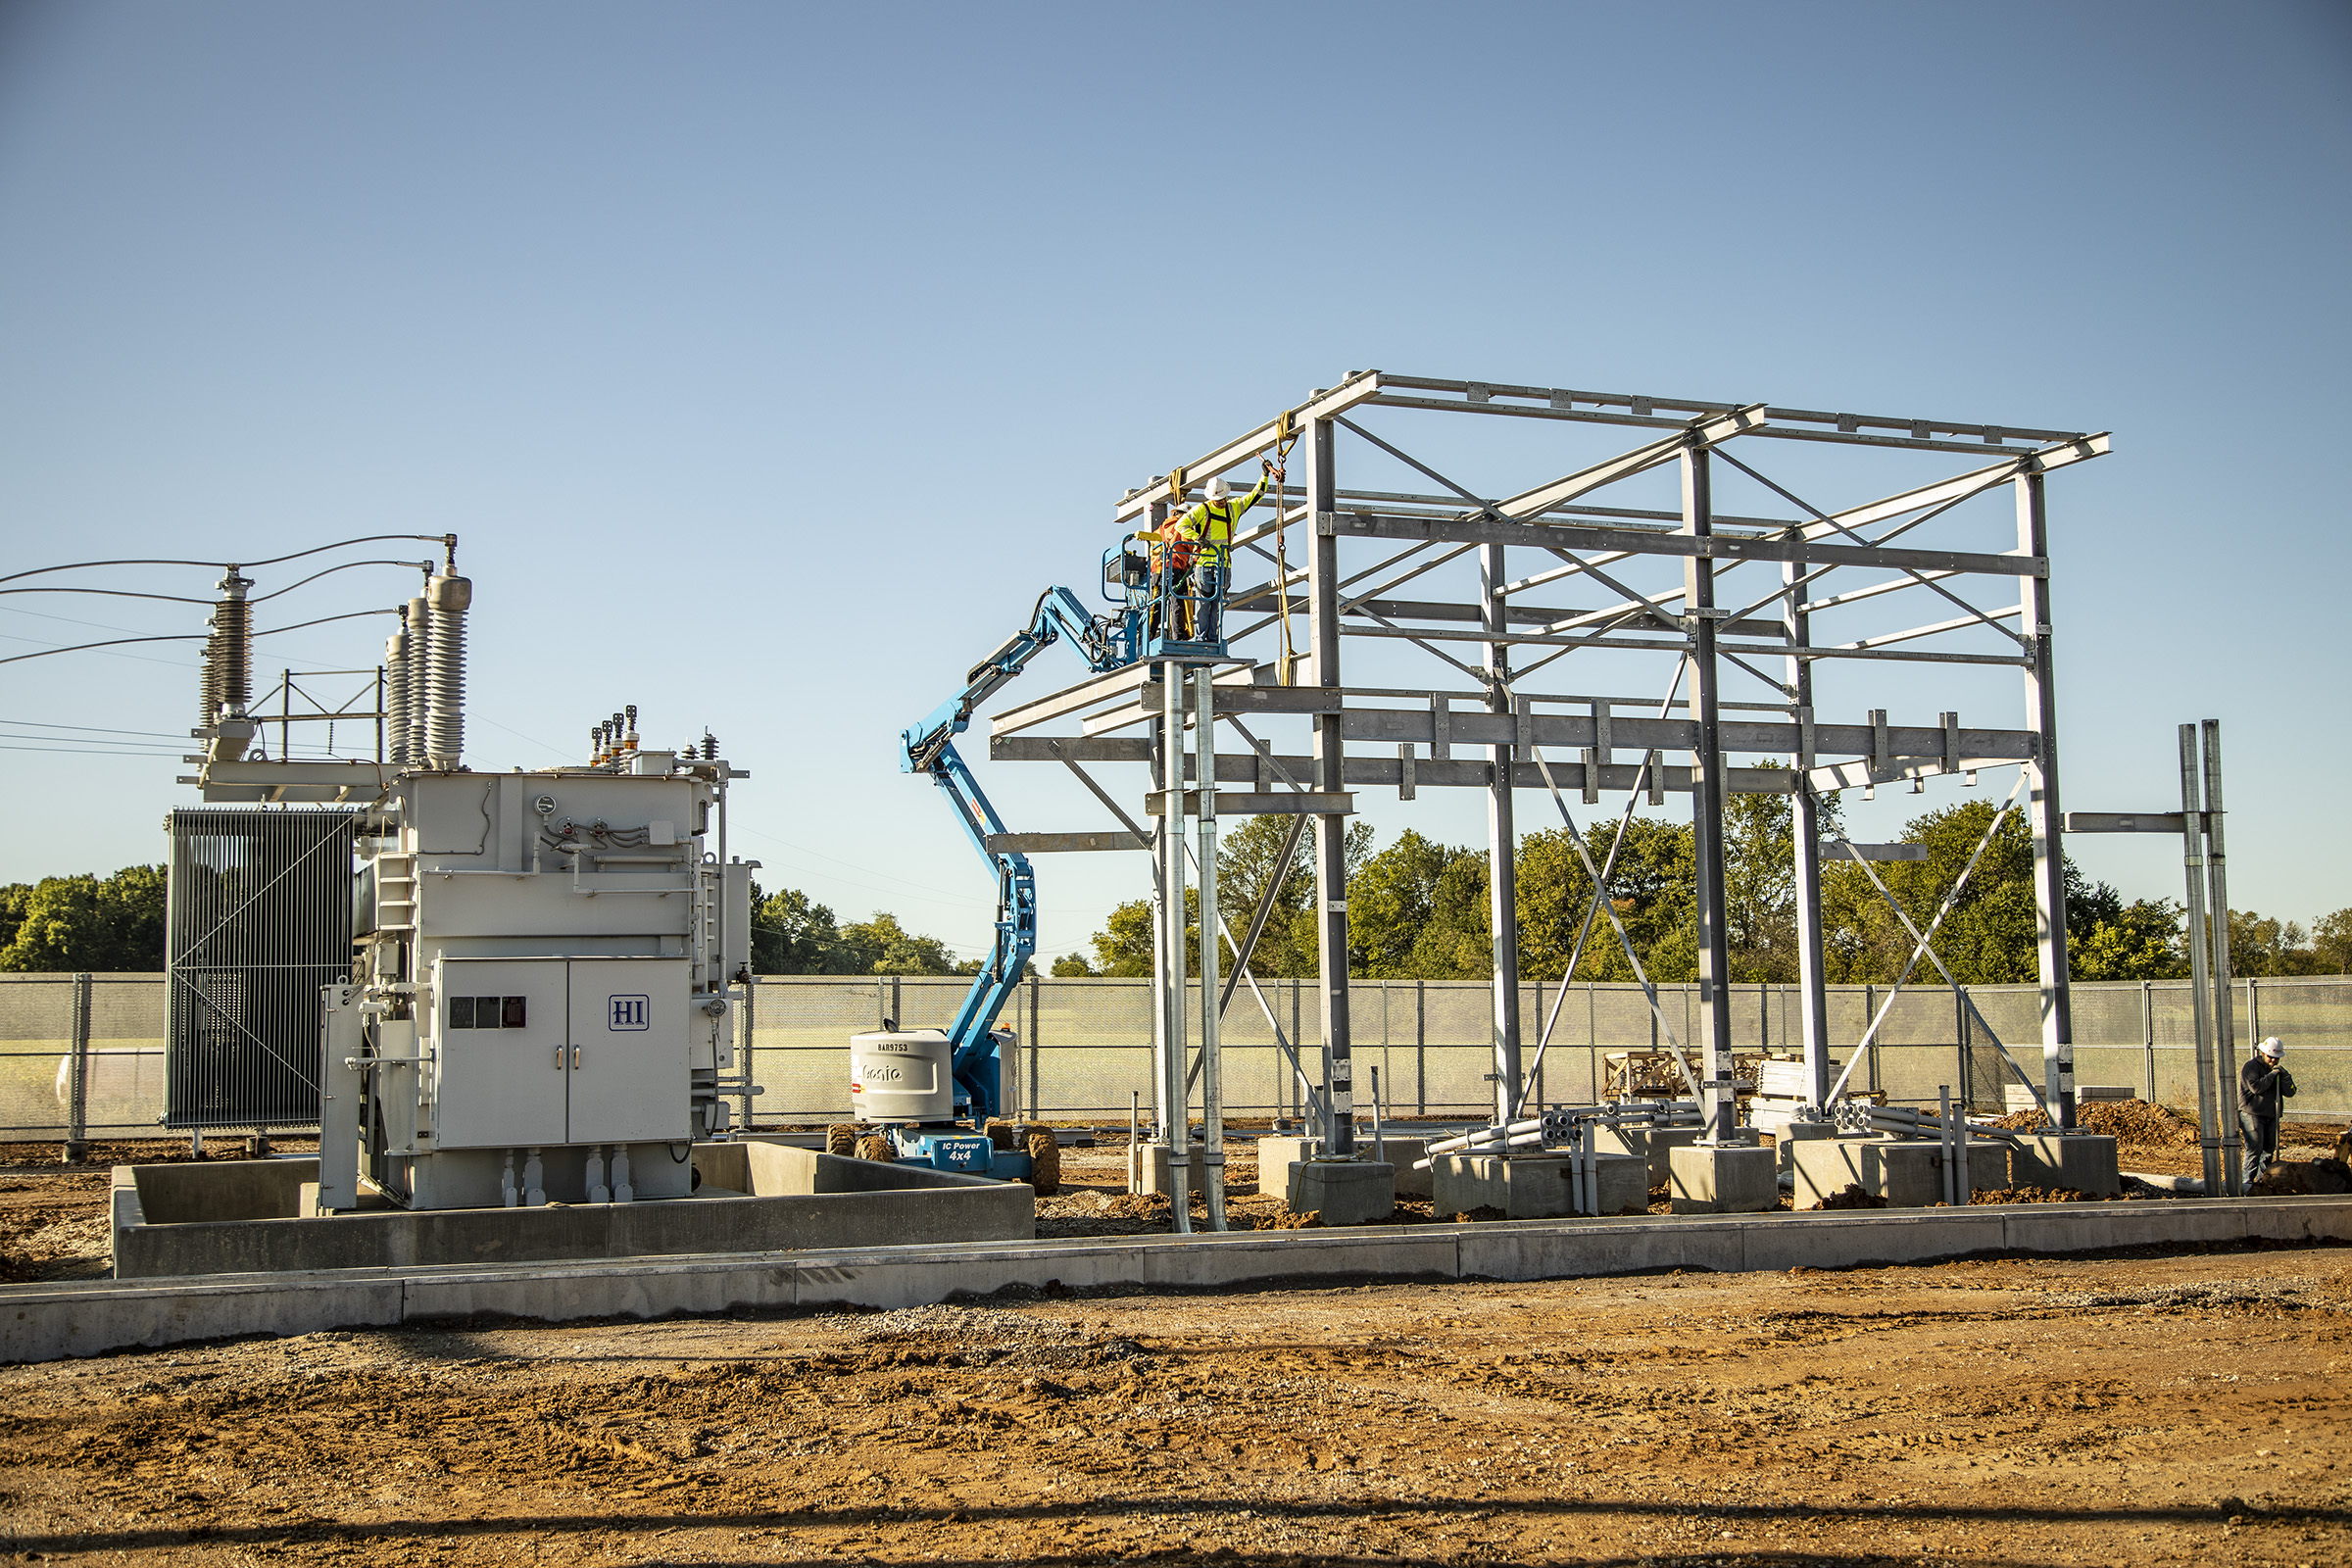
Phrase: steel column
[
  {"left": 1307, "top": 416, "right": 1356, "bottom": 1155},
  {"left": 2016, "top": 471, "right": 2076, "bottom": 1128},
  {"left": 1483, "top": 540, "right": 1521, "bottom": 1127},
  {"left": 1784, "top": 551, "right": 1831, "bottom": 1114},
  {"left": 1684, "top": 447, "right": 1736, "bottom": 1143},
  {"left": 2201, "top": 719, "right": 2241, "bottom": 1194},
  {"left": 1160, "top": 663, "right": 1193, "bottom": 1230},
  {"left": 2178, "top": 725, "right": 2222, "bottom": 1195},
  {"left": 1193, "top": 667, "right": 1227, "bottom": 1229}
]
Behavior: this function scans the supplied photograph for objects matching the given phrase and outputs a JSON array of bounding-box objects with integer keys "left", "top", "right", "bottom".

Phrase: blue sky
[{"left": 2, "top": 1, "right": 2347, "bottom": 963}]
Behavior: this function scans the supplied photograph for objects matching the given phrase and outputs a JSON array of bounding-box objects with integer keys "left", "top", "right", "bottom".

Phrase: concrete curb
[{"left": 8, "top": 1196, "right": 2351, "bottom": 1365}]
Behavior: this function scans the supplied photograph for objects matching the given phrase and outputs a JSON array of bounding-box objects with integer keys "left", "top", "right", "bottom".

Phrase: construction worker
[
  {"left": 2240, "top": 1035, "right": 2296, "bottom": 1190},
  {"left": 1170, "top": 456, "right": 1282, "bottom": 643}
]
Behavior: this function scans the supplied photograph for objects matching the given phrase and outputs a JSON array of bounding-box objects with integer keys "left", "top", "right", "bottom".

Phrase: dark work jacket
[{"left": 2240, "top": 1056, "right": 2297, "bottom": 1119}]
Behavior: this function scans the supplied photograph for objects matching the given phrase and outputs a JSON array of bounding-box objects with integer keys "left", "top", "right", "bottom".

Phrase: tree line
[
  {"left": 1050, "top": 796, "right": 2352, "bottom": 987},
  {"left": 5, "top": 839, "right": 2345, "bottom": 986}
]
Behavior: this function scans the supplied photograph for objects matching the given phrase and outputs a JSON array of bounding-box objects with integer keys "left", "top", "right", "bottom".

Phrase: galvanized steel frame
[{"left": 1012, "top": 370, "right": 2109, "bottom": 1155}]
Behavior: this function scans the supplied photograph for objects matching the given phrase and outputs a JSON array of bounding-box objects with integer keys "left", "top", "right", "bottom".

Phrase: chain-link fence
[
  {"left": 741, "top": 972, "right": 2352, "bottom": 1127},
  {"left": 6, "top": 971, "right": 2349, "bottom": 1140}
]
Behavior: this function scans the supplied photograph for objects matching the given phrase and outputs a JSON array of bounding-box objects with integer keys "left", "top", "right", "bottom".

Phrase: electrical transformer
[{"left": 317, "top": 750, "right": 755, "bottom": 1210}]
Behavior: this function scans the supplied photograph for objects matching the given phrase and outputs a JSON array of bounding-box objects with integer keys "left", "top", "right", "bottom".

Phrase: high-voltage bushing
[
  {"left": 403, "top": 590, "right": 432, "bottom": 766},
  {"left": 199, "top": 570, "right": 253, "bottom": 725},
  {"left": 423, "top": 573, "right": 470, "bottom": 769},
  {"left": 383, "top": 626, "right": 412, "bottom": 766}
]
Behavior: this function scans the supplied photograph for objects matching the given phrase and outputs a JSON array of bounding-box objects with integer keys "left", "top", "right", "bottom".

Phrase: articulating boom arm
[{"left": 899, "top": 587, "right": 1125, "bottom": 1122}]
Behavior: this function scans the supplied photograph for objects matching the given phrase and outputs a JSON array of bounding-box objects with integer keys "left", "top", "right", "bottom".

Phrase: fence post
[
  {"left": 1027, "top": 973, "right": 1041, "bottom": 1121},
  {"left": 1414, "top": 979, "right": 1426, "bottom": 1117},
  {"left": 738, "top": 976, "right": 756, "bottom": 1135},
  {"left": 1864, "top": 984, "right": 1879, "bottom": 1096},
  {"left": 1589, "top": 981, "right": 1598, "bottom": 1104},
  {"left": 1956, "top": 986, "right": 1972, "bottom": 1113},
  {"left": 2142, "top": 978, "right": 2156, "bottom": 1102},
  {"left": 2247, "top": 976, "right": 2261, "bottom": 1050},
  {"left": 65, "top": 972, "right": 92, "bottom": 1162}
]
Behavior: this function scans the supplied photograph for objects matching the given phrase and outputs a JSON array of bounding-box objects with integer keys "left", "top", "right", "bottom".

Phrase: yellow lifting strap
[
  {"left": 1269, "top": 408, "right": 1300, "bottom": 685},
  {"left": 1166, "top": 466, "right": 1188, "bottom": 507}
]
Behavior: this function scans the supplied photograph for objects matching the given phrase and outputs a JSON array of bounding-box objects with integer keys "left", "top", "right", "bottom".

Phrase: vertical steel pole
[
  {"left": 1193, "top": 667, "right": 1226, "bottom": 1229},
  {"left": 738, "top": 976, "right": 756, "bottom": 1134},
  {"left": 1145, "top": 708, "right": 1170, "bottom": 1183},
  {"left": 65, "top": 972, "right": 91, "bottom": 1162},
  {"left": 1684, "top": 447, "right": 1735, "bottom": 1143},
  {"left": 1482, "top": 541, "right": 1520, "bottom": 1128},
  {"left": 1161, "top": 662, "right": 1193, "bottom": 1230},
  {"left": 1306, "top": 415, "right": 1355, "bottom": 1155},
  {"left": 2141, "top": 978, "right": 2156, "bottom": 1105},
  {"left": 1784, "top": 552, "right": 1832, "bottom": 1115},
  {"left": 2201, "top": 719, "right": 2241, "bottom": 1195},
  {"left": 2016, "top": 471, "right": 2076, "bottom": 1129},
  {"left": 2179, "top": 724, "right": 2222, "bottom": 1194}
]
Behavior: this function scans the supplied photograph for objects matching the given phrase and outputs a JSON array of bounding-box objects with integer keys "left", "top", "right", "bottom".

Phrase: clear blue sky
[{"left": 3, "top": 1, "right": 2347, "bottom": 962}]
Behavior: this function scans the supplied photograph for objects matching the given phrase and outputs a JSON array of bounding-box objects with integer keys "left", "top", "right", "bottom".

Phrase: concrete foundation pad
[
  {"left": 1434, "top": 1152, "right": 1646, "bottom": 1218},
  {"left": 1594, "top": 1125, "right": 1699, "bottom": 1185},
  {"left": 1771, "top": 1118, "right": 1841, "bottom": 1179},
  {"left": 2010, "top": 1134, "right": 2122, "bottom": 1198},
  {"left": 18, "top": 1195, "right": 2352, "bottom": 1365},
  {"left": 1669, "top": 1144, "right": 1779, "bottom": 1214},
  {"left": 1258, "top": 1136, "right": 1431, "bottom": 1198},
  {"left": 1287, "top": 1159, "right": 1396, "bottom": 1225},
  {"left": 1791, "top": 1137, "right": 1944, "bottom": 1208}
]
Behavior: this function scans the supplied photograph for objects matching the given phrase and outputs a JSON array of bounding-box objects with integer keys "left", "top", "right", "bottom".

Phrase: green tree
[
  {"left": 1351, "top": 829, "right": 1487, "bottom": 978},
  {"left": 0, "top": 864, "right": 168, "bottom": 971},
  {"left": 1049, "top": 952, "right": 1097, "bottom": 977},
  {"left": 836, "top": 911, "right": 966, "bottom": 976},
  {"left": 749, "top": 881, "right": 846, "bottom": 974},
  {"left": 2312, "top": 908, "right": 2352, "bottom": 975}
]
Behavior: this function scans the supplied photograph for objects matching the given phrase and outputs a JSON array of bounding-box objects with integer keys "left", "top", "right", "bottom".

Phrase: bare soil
[{"left": 3, "top": 1246, "right": 2350, "bottom": 1565}]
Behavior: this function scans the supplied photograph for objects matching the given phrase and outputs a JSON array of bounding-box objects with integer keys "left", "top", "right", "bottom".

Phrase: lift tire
[
  {"left": 856, "top": 1135, "right": 897, "bottom": 1164},
  {"left": 1025, "top": 1129, "right": 1061, "bottom": 1196},
  {"left": 987, "top": 1120, "right": 1018, "bottom": 1152},
  {"left": 826, "top": 1124, "right": 858, "bottom": 1157}
]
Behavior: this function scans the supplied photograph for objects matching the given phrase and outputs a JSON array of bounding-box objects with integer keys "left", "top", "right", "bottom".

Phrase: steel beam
[
  {"left": 1786, "top": 555, "right": 1832, "bottom": 1113},
  {"left": 2202, "top": 719, "right": 2241, "bottom": 1195},
  {"left": 983, "top": 831, "right": 1147, "bottom": 854},
  {"left": 1112, "top": 373, "right": 1386, "bottom": 526},
  {"left": 1319, "top": 509, "right": 2045, "bottom": 579}
]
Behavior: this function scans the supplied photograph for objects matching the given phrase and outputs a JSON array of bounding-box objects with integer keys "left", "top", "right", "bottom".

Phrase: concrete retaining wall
[
  {"left": 112, "top": 1146, "right": 1027, "bottom": 1280},
  {"left": 18, "top": 1194, "right": 2350, "bottom": 1365}
]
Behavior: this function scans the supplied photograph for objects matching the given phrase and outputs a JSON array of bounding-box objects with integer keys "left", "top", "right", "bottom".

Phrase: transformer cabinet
[{"left": 317, "top": 748, "right": 756, "bottom": 1211}]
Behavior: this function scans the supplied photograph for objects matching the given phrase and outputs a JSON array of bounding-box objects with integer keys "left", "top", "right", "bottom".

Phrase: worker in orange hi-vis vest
[{"left": 1170, "top": 456, "right": 1280, "bottom": 643}]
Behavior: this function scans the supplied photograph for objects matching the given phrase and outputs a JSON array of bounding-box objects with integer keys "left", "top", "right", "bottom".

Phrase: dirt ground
[{"left": 2, "top": 1244, "right": 2349, "bottom": 1566}]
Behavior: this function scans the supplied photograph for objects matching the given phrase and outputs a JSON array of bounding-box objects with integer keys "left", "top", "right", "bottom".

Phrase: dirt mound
[
  {"left": 1451, "top": 1205, "right": 1508, "bottom": 1222},
  {"left": 2249, "top": 1158, "right": 2352, "bottom": 1197},
  {"left": 1270, "top": 1207, "right": 1324, "bottom": 1229},
  {"left": 1971, "top": 1186, "right": 2094, "bottom": 1204},
  {"left": 1995, "top": 1099, "right": 2199, "bottom": 1148},
  {"left": 1809, "top": 1183, "right": 1886, "bottom": 1211}
]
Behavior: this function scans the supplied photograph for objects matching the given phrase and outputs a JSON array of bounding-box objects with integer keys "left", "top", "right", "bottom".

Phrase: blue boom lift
[{"left": 856, "top": 539, "right": 1228, "bottom": 1178}]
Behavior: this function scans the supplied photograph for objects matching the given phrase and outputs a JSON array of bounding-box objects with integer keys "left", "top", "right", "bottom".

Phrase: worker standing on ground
[
  {"left": 1169, "top": 456, "right": 1282, "bottom": 643},
  {"left": 2241, "top": 1035, "right": 2296, "bottom": 1189}
]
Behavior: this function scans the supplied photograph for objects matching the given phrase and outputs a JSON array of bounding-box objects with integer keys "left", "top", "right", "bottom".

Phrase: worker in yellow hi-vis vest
[{"left": 1171, "top": 455, "right": 1281, "bottom": 642}]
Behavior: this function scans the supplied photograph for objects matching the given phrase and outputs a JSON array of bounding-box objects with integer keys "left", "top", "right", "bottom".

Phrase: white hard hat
[
  {"left": 2259, "top": 1036, "right": 2284, "bottom": 1058},
  {"left": 1205, "top": 476, "right": 1230, "bottom": 502}
]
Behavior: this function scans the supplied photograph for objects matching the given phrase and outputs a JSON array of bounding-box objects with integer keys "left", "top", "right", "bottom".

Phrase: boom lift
[{"left": 843, "top": 547, "right": 1228, "bottom": 1179}]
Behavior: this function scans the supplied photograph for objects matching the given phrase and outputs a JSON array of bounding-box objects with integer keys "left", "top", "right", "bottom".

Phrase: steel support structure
[{"left": 974, "top": 369, "right": 2108, "bottom": 1154}]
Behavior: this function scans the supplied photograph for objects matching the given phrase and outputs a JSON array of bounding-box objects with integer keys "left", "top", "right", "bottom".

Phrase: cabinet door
[
  {"left": 432, "top": 957, "right": 568, "bottom": 1149},
  {"left": 565, "top": 958, "right": 691, "bottom": 1144}
]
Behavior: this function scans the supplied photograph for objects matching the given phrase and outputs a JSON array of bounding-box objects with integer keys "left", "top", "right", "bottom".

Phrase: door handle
[
  {"left": 572, "top": 1046, "right": 581, "bottom": 1069},
  {"left": 555, "top": 1045, "right": 564, "bottom": 1070}
]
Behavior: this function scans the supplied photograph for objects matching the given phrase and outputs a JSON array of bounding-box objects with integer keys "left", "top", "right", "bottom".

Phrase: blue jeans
[
  {"left": 2242, "top": 1112, "right": 2277, "bottom": 1189},
  {"left": 1198, "top": 562, "right": 1225, "bottom": 643}
]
